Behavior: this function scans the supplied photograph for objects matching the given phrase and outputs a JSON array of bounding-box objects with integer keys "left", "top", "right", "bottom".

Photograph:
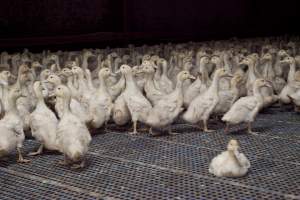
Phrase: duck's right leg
[
  {"left": 130, "top": 120, "right": 138, "bottom": 135},
  {"left": 59, "top": 154, "right": 70, "bottom": 166},
  {"left": 224, "top": 123, "right": 230, "bottom": 134},
  {"left": 28, "top": 144, "right": 44, "bottom": 156},
  {"left": 203, "top": 120, "right": 215, "bottom": 133},
  {"left": 17, "top": 147, "right": 31, "bottom": 163},
  {"left": 247, "top": 122, "right": 259, "bottom": 135}
]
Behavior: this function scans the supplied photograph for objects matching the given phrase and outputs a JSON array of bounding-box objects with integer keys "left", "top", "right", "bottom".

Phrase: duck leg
[
  {"left": 59, "top": 154, "right": 70, "bottom": 166},
  {"left": 203, "top": 120, "right": 215, "bottom": 133},
  {"left": 28, "top": 144, "right": 44, "bottom": 156},
  {"left": 130, "top": 121, "right": 138, "bottom": 135},
  {"left": 247, "top": 122, "right": 258, "bottom": 135},
  {"left": 168, "top": 125, "right": 179, "bottom": 135},
  {"left": 71, "top": 158, "right": 86, "bottom": 169},
  {"left": 224, "top": 123, "right": 230, "bottom": 134},
  {"left": 17, "top": 147, "right": 30, "bottom": 163}
]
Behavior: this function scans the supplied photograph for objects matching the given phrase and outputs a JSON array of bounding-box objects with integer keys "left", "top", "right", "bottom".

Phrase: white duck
[
  {"left": 213, "top": 74, "right": 244, "bottom": 115},
  {"left": 183, "top": 57, "right": 211, "bottom": 107},
  {"left": 157, "top": 58, "right": 173, "bottom": 94},
  {"left": 183, "top": 69, "right": 233, "bottom": 132},
  {"left": 118, "top": 65, "right": 152, "bottom": 134},
  {"left": 222, "top": 79, "right": 272, "bottom": 134},
  {"left": 146, "top": 71, "right": 195, "bottom": 135},
  {"left": 112, "top": 93, "right": 131, "bottom": 126},
  {"left": 55, "top": 85, "right": 91, "bottom": 169},
  {"left": 89, "top": 68, "right": 113, "bottom": 129},
  {"left": 46, "top": 74, "right": 91, "bottom": 124},
  {"left": 279, "top": 56, "right": 298, "bottom": 104},
  {"left": 142, "top": 62, "right": 166, "bottom": 105},
  {"left": 28, "top": 81, "right": 59, "bottom": 156},
  {"left": 0, "top": 87, "right": 30, "bottom": 163},
  {"left": 209, "top": 139, "right": 250, "bottom": 177}
]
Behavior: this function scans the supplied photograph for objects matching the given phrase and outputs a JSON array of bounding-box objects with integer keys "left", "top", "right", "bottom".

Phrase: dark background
[{"left": 0, "top": 0, "right": 299, "bottom": 51}]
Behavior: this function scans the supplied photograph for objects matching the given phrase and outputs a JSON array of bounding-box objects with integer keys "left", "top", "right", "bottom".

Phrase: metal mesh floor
[{"left": 0, "top": 107, "right": 299, "bottom": 200}]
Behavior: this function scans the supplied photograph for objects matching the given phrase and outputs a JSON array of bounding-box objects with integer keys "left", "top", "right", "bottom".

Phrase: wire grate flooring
[{"left": 0, "top": 107, "right": 299, "bottom": 200}]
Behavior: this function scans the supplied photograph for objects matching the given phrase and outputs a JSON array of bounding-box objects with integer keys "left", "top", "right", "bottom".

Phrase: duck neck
[
  {"left": 175, "top": 79, "right": 184, "bottom": 93},
  {"left": 208, "top": 74, "right": 220, "bottom": 95},
  {"left": 98, "top": 75, "right": 108, "bottom": 93},
  {"left": 82, "top": 55, "right": 88, "bottom": 70},
  {"left": 7, "top": 97, "right": 18, "bottom": 114},
  {"left": 253, "top": 86, "right": 263, "bottom": 102},
  {"left": 288, "top": 63, "right": 296, "bottom": 83},
  {"left": 125, "top": 72, "right": 138, "bottom": 90},
  {"left": 62, "top": 96, "right": 72, "bottom": 114},
  {"left": 228, "top": 150, "right": 242, "bottom": 167},
  {"left": 162, "top": 63, "right": 168, "bottom": 76}
]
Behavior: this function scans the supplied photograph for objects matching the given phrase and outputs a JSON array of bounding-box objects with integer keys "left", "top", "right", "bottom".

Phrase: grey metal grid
[{"left": 0, "top": 108, "right": 299, "bottom": 200}]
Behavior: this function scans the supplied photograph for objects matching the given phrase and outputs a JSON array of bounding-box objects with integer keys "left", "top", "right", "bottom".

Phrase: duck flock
[{"left": 0, "top": 36, "right": 299, "bottom": 174}]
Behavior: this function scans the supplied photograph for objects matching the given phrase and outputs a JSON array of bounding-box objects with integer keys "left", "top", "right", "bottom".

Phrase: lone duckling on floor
[
  {"left": 28, "top": 81, "right": 59, "bottom": 156},
  {"left": 0, "top": 87, "right": 30, "bottom": 163},
  {"left": 55, "top": 85, "right": 92, "bottom": 169},
  {"left": 209, "top": 139, "right": 250, "bottom": 177},
  {"left": 146, "top": 71, "right": 195, "bottom": 135},
  {"left": 222, "top": 79, "right": 272, "bottom": 134},
  {"left": 183, "top": 68, "right": 233, "bottom": 132}
]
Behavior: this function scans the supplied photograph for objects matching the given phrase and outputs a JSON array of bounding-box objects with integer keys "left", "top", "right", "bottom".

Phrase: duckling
[
  {"left": 112, "top": 93, "right": 131, "bottom": 125},
  {"left": 46, "top": 74, "right": 91, "bottom": 124},
  {"left": 146, "top": 71, "right": 195, "bottom": 135},
  {"left": 55, "top": 85, "right": 91, "bottom": 169},
  {"left": 222, "top": 79, "right": 272, "bottom": 134},
  {"left": 157, "top": 58, "right": 173, "bottom": 94},
  {"left": 279, "top": 56, "right": 298, "bottom": 104},
  {"left": 88, "top": 68, "right": 113, "bottom": 129},
  {"left": 118, "top": 65, "right": 152, "bottom": 134},
  {"left": 213, "top": 74, "right": 244, "bottom": 115},
  {"left": 142, "top": 62, "right": 166, "bottom": 105},
  {"left": 28, "top": 81, "right": 59, "bottom": 156},
  {"left": 287, "top": 71, "right": 300, "bottom": 111},
  {"left": 0, "top": 87, "right": 30, "bottom": 163},
  {"left": 183, "top": 69, "right": 233, "bottom": 132},
  {"left": 209, "top": 139, "right": 250, "bottom": 177}
]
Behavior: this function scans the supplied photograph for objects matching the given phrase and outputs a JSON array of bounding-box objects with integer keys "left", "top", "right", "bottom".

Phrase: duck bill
[
  {"left": 110, "top": 73, "right": 117, "bottom": 77},
  {"left": 115, "top": 70, "right": 121, "bottom": 74},
  {"left": 264, "top": 81, "right": 273, "bottom": 88},
  {"left": 188, "top": 75, "right": 196, "bottom": 80}
]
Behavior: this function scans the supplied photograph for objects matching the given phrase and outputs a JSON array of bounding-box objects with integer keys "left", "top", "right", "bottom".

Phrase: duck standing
[{"left": 55, "top": 85, "right": 91, "bottom": 169}]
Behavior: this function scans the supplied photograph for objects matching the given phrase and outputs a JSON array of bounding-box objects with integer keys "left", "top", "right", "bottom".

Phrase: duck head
[
  {"left": 54, "top": 85, "right": 71, "bottom": 100},
  {"left": 260, "top": 53, "right": 273, "bottom": 63},
  {"left": 279, "top": 56, "right": 295, "bottom": 65},
  {"left": 60, "top": 68, "right": 73, "bottom": 77},
  {"left": 46, "top": 74, "right": 62, "bottom": 86},
  {"left": 214, "top": 68, "right": 233, "bottom": 79},
  {"left": 98, "top": 67, "right": 113, "bottom": 79},
  {"left": 116, "top": 64, "right": 132, "bottom": 75},
  {"left": 227, "top": 139, "right": 239, "bottom": 152},
  {"left": 230, "top": 74, "right": 243, "bottom": 88},
  {"left": 254, "top": 78, "right": 272, "bottom": 89},
  {"left": 176, "top": 71, "right": 195, "bottom": 82}
]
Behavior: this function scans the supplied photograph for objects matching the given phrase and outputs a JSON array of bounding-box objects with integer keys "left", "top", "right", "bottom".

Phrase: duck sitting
[
  {"left": 222, "top": 79, "right": 272, "bottom": 134},
  {"left": 117, "top": 65, "right": 152, "bottom": 134},
  {"left": 183, "top": 68, "right": 233, "bottom": 132},
  {"left": 146, "top": 71, "right": 195, "bottom": 135},
  {"left": 209, "top": 139, "right": 250, "bottom": 177},
  {"left": 55, "top": 85, "right": 92, "bottom": 169},
  {"left": 0, "top": 87, "right": 30, "bottom": 163},
  {"left": 28, "top": 81, "right": 59, "bottom": 156},
  {"left": 88, "top": 68, "right": 114, "bottom": 129}
]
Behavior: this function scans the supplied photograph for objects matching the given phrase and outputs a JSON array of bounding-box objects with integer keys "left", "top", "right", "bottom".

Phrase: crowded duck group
[{"left": 0, "top": 36, "right": 300, "bottom": 173}]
